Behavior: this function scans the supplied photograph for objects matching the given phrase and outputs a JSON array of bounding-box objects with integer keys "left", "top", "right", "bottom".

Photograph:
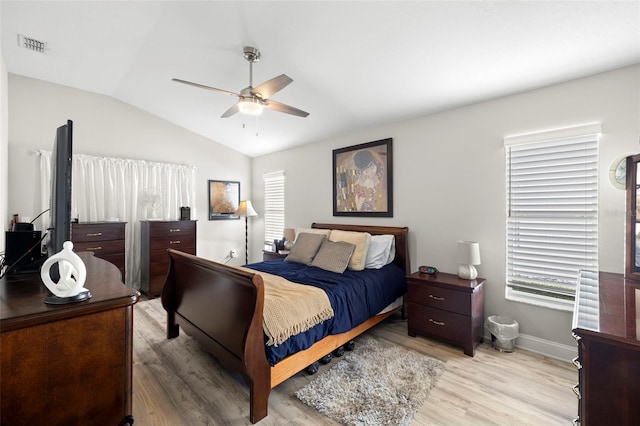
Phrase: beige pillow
[
  {"left": 310, "top": 240, "right": 355, "bottom": 274},
  {"left": 328, "top": 230, "right": 371, "bottom": 271},
  {"left": 284, "top": 232, "right": 326, "bottom": 265},
  {"left": 295, "top": 227, "right": 331, "bottom": 241}
]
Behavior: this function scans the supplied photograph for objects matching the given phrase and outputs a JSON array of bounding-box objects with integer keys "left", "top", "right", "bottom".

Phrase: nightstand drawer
[
  {"left": 408, "top": 303, "right": 469, "bottom": 344},
  {"left": 263, "top": 250, "right": 287, "bottom": 261},
  {"left": 408, "top": 281, "right": 470, "bottom": 315}
]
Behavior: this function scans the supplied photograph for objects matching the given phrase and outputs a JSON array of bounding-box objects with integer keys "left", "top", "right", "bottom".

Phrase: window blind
[
  {"left": 263, "top": 171, "right": 285, "bottom": 246},
  {"left": 505, "top": 125, "right": 599, "bottom": 307}
]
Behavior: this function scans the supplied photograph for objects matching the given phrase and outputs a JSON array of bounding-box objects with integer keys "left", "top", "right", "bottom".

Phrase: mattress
[{"left": 244, "top": 259, "right": 407, "bottom": 365}]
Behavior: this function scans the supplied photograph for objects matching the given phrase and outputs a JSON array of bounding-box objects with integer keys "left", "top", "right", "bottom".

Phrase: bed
[{"left": 161, "top": 223, "right": 410, "bottom": 423}]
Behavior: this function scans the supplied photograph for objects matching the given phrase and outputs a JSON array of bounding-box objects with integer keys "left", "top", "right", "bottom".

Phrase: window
[
  {"left": 505, "top": 123, "right": 600, "bottom": 311},
  {"left": 263, "top": 171, "right": 285, "bottom": 247}
]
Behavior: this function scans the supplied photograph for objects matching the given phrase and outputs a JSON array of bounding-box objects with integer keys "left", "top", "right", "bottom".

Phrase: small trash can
[{"left": 487, "top": 316, "right": 519, "bottom": 352}]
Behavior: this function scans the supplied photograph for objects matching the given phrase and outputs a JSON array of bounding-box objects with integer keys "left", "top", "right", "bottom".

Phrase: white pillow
[
  {"left": 365, "top": 235, "right": 395, "bottom": 269},
  {"left": 328, "top": 230, "right": 371, "bottom": 271}
]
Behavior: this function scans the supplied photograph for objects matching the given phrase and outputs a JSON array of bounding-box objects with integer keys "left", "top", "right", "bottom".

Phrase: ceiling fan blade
[
  {"left": 251, "top": 74, "right": 293, "bottom": 99},
  {"left": 172, "top": 78, "right": 240, "bottom": 97},
  {"left": 264, "top": 99, "right": 309, "bottom": 118},
  {"left": 221, "top": 102, "right": 240, "bottom": 118}
]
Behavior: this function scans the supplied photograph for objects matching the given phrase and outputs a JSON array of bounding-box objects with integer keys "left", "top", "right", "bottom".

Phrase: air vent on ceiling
[{"left": 17, "top": 34, "right": 47, "bottom": 53}]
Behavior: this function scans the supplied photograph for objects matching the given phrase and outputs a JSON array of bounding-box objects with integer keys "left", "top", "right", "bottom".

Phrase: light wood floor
[{"left": 132, "top": 298, "right": 577, "bottom": 425}]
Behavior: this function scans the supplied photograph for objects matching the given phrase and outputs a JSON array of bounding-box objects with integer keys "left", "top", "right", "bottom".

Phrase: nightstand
[
  {"left": 262, "top": 250, "right": 288, "bottom": 261},
  {"left": 407, "top": 271, "right": 485, "bottom": 356}
]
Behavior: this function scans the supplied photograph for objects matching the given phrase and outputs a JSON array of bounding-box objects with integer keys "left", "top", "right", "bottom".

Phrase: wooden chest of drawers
[
  {"left": 71, "top": 221, "right": 126, "bottom": 281},
  {"left": 141, "top": 220, "right": 196, "bottom": 298},
  {"left": 572, "top": 271, "right": 640, "bottom": 425},
  {"left": 407, "top": 271, "right": 485, "bottom": 356},
  {"left": 0, "top": 253, "right": 139, "bottom": 425}
]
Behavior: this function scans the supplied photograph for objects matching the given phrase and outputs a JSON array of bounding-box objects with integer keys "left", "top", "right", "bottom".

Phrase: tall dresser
[
  {"left": 72, "top": 221, "right": 126, "bottom": 281},
  {"left": 571, "top": 271, "right": 640, "bottom": 425},
  {"left": 141, "top": 220, "right": 196, "bottom": 298}
]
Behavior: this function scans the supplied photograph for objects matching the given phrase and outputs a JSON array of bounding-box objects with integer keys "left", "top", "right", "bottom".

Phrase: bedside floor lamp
[
  {"left": 235, "top": 200, "right": 258, "bottom": 264},
  {"left": 457, "top": 240, "right": 481, "bottom": 279}
]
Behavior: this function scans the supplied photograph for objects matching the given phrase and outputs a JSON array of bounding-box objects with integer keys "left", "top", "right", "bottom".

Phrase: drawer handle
[
  {"left": 169, "top": 240, "right": 181, "bottom": 245},
  {"left": 572, "top": 417, "right": 580, "bottom": 426},
  {"left": 86, "top": 232, "right": 102, "bottom": 237},
  {"left": 572, "top": 356, "right": 582, "bottom": 370},
  {"left": 429, "top": 295, "right": 445, "bottom": 301},
  {"left": 571, "top": 332, "right": 581, "bottom": 341},
  {"left": 572, "top": 383, "right": 581, "bottom": 399},
  {"left": 86, "top": 246, "right": 102, "bottom": 251},
  {"left": 429, "top": 319, "right": 445, "bottom": 326},
  {"left": 169, "top": 229, "right": 181, "bottom": 232}
]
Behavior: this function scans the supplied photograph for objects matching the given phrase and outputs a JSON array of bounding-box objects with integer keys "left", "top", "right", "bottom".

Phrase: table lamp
[{"left": 457, "top": 240, "right": 481, "bottom": 279}]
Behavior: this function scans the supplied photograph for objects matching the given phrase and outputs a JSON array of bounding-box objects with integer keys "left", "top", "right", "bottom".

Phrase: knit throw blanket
[{"left": 237, "top": 267, "right": 334, "bottom": 346}]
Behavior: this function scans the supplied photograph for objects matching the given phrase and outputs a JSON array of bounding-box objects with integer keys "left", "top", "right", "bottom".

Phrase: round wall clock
[{"left": 609, "top": 155, "right": 628, "bottom": 190}]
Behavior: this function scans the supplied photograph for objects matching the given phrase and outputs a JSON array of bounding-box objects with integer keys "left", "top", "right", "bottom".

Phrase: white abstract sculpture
[{"left": 41, "top": 241, "right": 88, "bottom": 299}]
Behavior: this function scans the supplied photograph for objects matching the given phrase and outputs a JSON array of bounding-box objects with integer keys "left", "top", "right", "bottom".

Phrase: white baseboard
[{"left": 485, "top": 331, "right": 578, "bottom": 363}]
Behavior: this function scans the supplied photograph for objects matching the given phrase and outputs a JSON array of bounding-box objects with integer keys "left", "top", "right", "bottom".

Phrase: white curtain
[{"left": 39, "top": 151, "right": 196, "bottom": 289}]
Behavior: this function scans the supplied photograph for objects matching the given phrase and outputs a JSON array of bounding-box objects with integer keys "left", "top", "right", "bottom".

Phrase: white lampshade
[
  {"left": 238, "top": 98, "right": 263, "bottom": 116},
  {"left": 457, "top": 241, "right": 481, "bottom": 279},
  {"left": 283, "top": 228, "right": 296, "bottom": 242},
  {"left": 235, "top": 200, "right": 258, "bottom": 217}
]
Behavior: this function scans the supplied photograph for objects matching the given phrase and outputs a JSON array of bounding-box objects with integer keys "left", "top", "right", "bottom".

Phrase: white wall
[
  {"left": 0, "top": 4, "right": 8, "bottom": 253},
  {"left": 6, "top": 66, "right": 639, "bottom": 356},
  {"left": 252, "top": 65, "right": 640, "bottom": 353},
  {"left": 7, "top": 74, "right": 253, "bottom": 267}
]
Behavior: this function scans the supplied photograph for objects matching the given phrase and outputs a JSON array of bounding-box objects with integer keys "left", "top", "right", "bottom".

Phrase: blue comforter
[{"left": 244, "top": 259, "right": 406, "bottom": 365}]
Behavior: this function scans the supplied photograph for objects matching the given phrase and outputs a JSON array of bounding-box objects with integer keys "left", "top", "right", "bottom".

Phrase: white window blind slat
[{"left": 505, "top": 129, "right": 599, "bottom": 308}]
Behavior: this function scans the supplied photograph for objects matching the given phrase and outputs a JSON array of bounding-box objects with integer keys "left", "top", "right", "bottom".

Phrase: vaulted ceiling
[{"left": 2, "top": 1, "right": 639, "bottom": 157}]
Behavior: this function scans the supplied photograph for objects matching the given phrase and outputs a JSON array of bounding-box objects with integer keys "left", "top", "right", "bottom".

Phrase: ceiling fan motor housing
[{"left": 243, "top": 46, "right": 261, "bottom": 63}]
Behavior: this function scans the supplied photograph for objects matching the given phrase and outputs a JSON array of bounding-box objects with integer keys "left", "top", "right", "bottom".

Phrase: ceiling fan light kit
[
  {"left": 238, "top": 97, "right": 263, "bottom": 116},
  {"left": 173, "top": 46, "right": 309, "bottom": 119}
]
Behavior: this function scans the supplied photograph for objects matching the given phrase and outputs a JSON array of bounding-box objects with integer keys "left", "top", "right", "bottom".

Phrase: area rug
[{"left": 294, "top": 337, "right": 445, "bottom": 425}]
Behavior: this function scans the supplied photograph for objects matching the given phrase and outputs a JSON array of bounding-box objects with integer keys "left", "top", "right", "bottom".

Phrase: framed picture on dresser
[{"left": 208, "top": 180, "right": 240, "bottom": 220}]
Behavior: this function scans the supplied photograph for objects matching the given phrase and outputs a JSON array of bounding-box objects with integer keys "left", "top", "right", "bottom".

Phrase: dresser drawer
[
  {"left": 149, "top": 247, "right": 196, "bottom": 264},
  {"left": 148, "top": 235, "right": 196, "bottom": 251},
  {"left": 408, "top": 281, "right": 470, "bottom": 315},
  {"left": 71, "top": 223, "right": 125, "bottom": 242},
  {"left": 73, "top": 239, "right": 125, "bottom": 256},
  {"left": 149, "top": 261, "right": 170, "bottom": 277},
  {"left": 97, "top": 253, "right": 125, "bottom": 270},
  {"left": 146, "top": 221, "right": 195, "bottom": 237},
  {"left": 408, "top": 303, "right": 470, "bottom": 344}
]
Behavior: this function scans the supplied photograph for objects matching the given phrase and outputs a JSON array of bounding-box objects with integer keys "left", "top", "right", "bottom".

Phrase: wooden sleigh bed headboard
[{"left": 161, "top": 223, "right": 409, "bottom": 423}]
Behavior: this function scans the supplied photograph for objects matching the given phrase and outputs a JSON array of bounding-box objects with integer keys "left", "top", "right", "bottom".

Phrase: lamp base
[{"left": 458, "top": 264, "right": 478, "bottom": 280}]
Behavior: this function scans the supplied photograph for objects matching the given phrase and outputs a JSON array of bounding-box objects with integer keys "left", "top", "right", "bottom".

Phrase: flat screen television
[{"left": 48, "top": 120, "right": 73, "bottom": 258}]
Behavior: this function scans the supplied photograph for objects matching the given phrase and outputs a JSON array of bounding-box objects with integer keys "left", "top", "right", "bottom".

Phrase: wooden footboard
[
  {"left": 161, "top": 250, "right": 271, "bottom": 423},
  {"left": 161, "top": 223, "right": 409, "bottom": 423}
]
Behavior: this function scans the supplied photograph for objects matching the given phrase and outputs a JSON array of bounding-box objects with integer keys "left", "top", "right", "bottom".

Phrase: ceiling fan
[{"left": 172, "top": 46, "right": 309, "bottom": 119}]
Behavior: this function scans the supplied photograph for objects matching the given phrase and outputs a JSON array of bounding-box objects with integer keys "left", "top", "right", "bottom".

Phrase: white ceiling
[{"left": 2, "top": 1, "right": 639, "bottom": 157}]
